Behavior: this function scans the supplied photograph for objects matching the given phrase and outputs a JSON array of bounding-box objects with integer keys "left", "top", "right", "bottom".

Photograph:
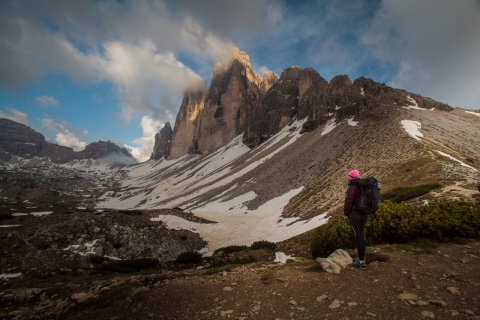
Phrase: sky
[{"left": 1, "top": 0, "right": 479, "bottom": 162}]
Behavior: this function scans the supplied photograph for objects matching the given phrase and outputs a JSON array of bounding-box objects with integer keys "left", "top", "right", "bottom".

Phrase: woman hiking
[{"left": 344, "top": 169, "right": 368, "bottom": 270}]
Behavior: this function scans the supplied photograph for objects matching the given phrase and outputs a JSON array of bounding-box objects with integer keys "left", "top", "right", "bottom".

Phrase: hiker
[{"left": 344, "top": 169, "right": 367, "bottom": 270}]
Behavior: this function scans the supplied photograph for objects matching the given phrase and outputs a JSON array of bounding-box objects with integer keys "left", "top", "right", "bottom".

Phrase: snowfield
[{"left": 98, "top": 118, "right": 329, "bottom": 251}]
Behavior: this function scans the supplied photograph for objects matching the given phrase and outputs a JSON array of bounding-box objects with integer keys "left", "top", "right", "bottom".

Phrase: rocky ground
[{"left": 1, "top": 226, "right": 480, "bottom": 320}]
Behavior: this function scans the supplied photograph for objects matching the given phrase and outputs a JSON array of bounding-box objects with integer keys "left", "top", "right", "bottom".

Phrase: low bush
[
  {"left": 250, "top": 241, "right": 277, "bottom": 251},
  {"left": 381, "top": 184, "right": 442, "bottom": 203},
  {"left": 311, "top": 200, "right": 480, "bottom": 258},
  {"left": 176, "top": 251, "right": 202, "bottom": 264},
  {"left": 214, "top": 245, "right": 248, "bottom": 255}
]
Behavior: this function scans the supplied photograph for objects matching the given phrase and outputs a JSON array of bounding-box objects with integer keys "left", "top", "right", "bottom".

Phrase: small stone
[
  {"left": 71, "top": 292, "right": 95, "bottom": 304},
  {"left": 450, "top": 310, "right": 460, "bottom": 316},
  {"left": 397, "top": 293, "right": 418, "bottom": 301},
  {"left": 417, "top": 300, "right": 429, "bottom": 306},
  {"left": 447, "top": 287, "right": 460, "bottom": 296},
  {"left": 429, "top": 299, "right": 447, "bottom": 307},
  {"left": 316, "top": 294, "right": 328, "bottom": 302},
  {"left": 328, "top": 299, "right": 341, "bottom": 309},
  {"left": 348, "top": 301, "right": 358, "bottom": 306},
  {"left": 220, "top": 310, "right": 234, "bottom": 317},
  {"left": 223, "top": 287, "right": 233, "bottom": 292},
  {"left": 289, "top": 299, "right": 297, "bottom": 306},
  {"left": 421, "top": 311, "right": 435, "bottom": 319},
  {"left": 366, "top": 311, "right": 377, "bottom": 317}
]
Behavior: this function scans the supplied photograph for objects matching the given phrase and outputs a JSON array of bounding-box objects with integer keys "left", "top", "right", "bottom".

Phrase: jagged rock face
[
  {"left": 243, "top": 66, "right": 304, "bottom": 147},
  {"left": 0, "top": 119, "right": 47, "bottom": 158},
  {"left": 192, "top": 48, "right": 261, "bottom": 155},
  {"left": 260, "top": 71, "right": 278, "bottom": 94},
  {"left": 169, "top": 87, "right": 207, "bottom": 159},
  {"left": 151, "top": 122, "right": 172, "bottom": 160},
  {"left": 167, "top": 48, "right": 453, "bottom": 157}
]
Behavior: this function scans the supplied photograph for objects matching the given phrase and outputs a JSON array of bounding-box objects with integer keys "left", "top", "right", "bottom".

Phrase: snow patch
[
  {"left": 403, "top": 96, "right": 433, "bottom": 111},
  {"left": 275, "top": 252, "right": 295, "bottom": 263},
  {"left": 360, "top": 88, "right": 365, "bottom": 96},
  {"left": 321, "top": 118, "right": 338, "bottom": 136},
  {"left": 12, "top": 213, "right": 28, "bottom": 217},
  {"left": 151, "top": 187, "right": 329, "bottom": 252},
  {"left": 347, "top": 117, "right": 358, "bottom": 127},
  {"left": 465, "top": 111, "right": 480, "bottom": 117},
  {"left": 436, "top": 151, "right": 478, "bottom": 172},
  {"left": 30, "top": 211, "right": 53, "bottom": 216},
  {"left": 0, "top": 273, "right": 22, "bottom": 280},
  {"left": 401, "top": 120, "right": 423, "bottom": 140}
]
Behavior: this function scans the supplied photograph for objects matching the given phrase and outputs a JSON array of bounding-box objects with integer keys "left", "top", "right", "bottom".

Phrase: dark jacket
[{"left": 344, "top": 179, "right": 366, "bottom": 219}]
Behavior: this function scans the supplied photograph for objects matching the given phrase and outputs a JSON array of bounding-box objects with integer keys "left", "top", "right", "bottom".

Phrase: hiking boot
[{"left": 352, "top": 259, "right": 367, "bottom": 270}]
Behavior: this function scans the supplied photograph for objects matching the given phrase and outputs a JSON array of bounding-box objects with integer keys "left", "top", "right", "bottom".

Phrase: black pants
[{"left": 350, "top": 217, "right": 367, "bottom": 261}]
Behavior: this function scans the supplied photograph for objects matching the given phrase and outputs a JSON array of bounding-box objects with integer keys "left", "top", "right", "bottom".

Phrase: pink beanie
[{"left": 348, "top": 170, "right": 360, "bottom": 181}]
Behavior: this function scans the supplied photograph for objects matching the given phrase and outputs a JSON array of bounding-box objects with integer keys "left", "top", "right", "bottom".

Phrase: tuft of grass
[
  {"left": 250, "top": 241, "right": 277, "bottom": 251},
  {"left": 214, "top": 245, "right": 248, "bottom": 255}
]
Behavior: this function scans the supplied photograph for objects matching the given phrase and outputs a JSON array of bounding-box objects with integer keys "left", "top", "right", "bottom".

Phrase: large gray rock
[{"left": 316, "top": 249, "right": 353, "bottom": 274}]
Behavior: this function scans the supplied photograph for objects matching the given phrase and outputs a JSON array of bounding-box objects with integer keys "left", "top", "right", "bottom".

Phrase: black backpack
[{"left": 354, "top": 177, "right": 381, "bottom": 215}]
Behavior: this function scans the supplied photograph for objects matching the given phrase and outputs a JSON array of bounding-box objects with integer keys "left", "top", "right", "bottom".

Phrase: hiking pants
[{"left": 350, "top": 217, "right": 367, "bottom": 261}]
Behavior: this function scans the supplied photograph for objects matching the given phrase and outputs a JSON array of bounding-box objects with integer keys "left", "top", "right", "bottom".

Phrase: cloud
[
  {"left": 0, "top": 107, "right": 28, "bottom": 125},
  {"left": 362, "top": 0, "right": 480, "bottom": 108},
  {"left": 124, "top": 115, "right": 164, "bottom": 162},
  {"left": 41, "top": 118, "right": 87, "bottom": 151},
  {"left": 103, "top": 41, "right": 203, "bottom": 122},
  {"left": 35, "top": 96, "right": 60, "bottom": 108}
]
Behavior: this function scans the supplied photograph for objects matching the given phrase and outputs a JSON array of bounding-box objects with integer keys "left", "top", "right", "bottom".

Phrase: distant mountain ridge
[
  {"left": 152, "top": 47, "right": 452, "bottom": 160},
  {"left": 0, "top": 118, "right": 135, "bottom": 164}
]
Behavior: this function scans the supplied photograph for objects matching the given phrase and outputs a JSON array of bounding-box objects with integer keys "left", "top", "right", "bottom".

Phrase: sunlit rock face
[
  {"left": 166, "top": 47, "right": 453, "bottom": 158},
  {"left": 192, "top": 48, "right": 261, "bottom": 156}
]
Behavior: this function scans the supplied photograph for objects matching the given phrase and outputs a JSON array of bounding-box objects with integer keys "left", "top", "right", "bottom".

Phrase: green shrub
[
  {"left": 250, "top": 241, "right": 277, "bottom": 251},
  {"left": 381, "top": 184, "right": 442, "bottom": 203},
  {"left": 311, "top": 200, "right": 480, "bottom": 258},
  {"left": 214, "top": 245, "right": 248, "bottom": 255},
  {"left": 176, "top": 251, "right": 202, "bottom": 264}
]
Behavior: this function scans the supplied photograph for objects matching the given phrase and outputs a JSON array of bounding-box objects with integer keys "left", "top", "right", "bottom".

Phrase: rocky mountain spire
[
  {"left": 150, "top": 122, "right": 173, "bottom": 160},
  {"left": 164, "top": 48, "right": 453, "bottom": 158}
]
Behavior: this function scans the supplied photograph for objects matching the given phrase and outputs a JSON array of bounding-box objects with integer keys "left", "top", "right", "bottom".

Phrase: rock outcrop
[
  {"left": 0, "top": 118, "right": 47, "bottom": 158},
  {"left": 150, "top": 122, "right": 172, "bottom": 160},
  {"left": 169, "top": 86, "right": 207, "bottom": 158},
  {"left": 0, "top": 119, "right": 135, "bottom": 164},
  {"left": 192, "top": 48, "right": 261, "bottom": 155},
  {"left": 164, "top": 47, "right": 453, "bottom": 158}
]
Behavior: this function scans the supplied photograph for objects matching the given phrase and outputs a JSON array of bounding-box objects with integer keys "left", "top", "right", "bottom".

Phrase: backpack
[{"left": 354, "top": 177, "right": 381, "bottom": 215}]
